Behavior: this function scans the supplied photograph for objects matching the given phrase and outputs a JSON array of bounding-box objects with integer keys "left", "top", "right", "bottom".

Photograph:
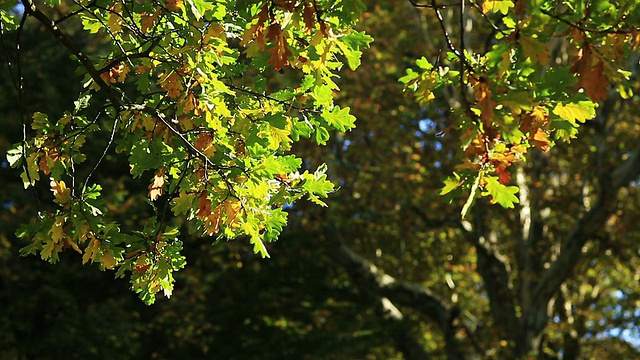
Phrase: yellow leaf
[
  {"left": 49, "top": 216, "right": 66, "bottom": 243},
  {"left": 100, "top": 248, "right": 117, "bottom": 269},
  {"left": 50, "top": 179, "right": 71, "bottom": 205},
  {"left": 107, "top": 2, "right": 123, "bottom": 33},
  {"left": 269, "top": 125, "right": 292, "bottom": 150},
  {"left": 41, "top": 241, "right": 57, "bottom": 260},
  {"left": 530, "top": 105, "right": 549, "bottom": 127},
  {"left": 83, "top": 238, "right": 101, "bottom": 265},
  {"left": 482, "top": 0, "right": 514, "bottom": 14},
  {"left": 204, "top": 205, "right": 223, "bottom": 235},
  {"left": 21, "top": 153, "right": 40, "bottom": 189},
  {"left": 66, "top": 238, "right": 82, "bottom": 254},
  {"left": 552, "top": 102, "right": 596, "bottom": 125},
  {"left": 224, "top": 199, "right": 242, "bottom": 228}
]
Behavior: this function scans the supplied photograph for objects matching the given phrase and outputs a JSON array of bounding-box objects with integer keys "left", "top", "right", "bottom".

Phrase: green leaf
[
  {"left": 314, "top": 127, "right": 330, "bottom": 145},
  {"left": 552, "top": 119, "right": 580, "bottom": 141},
  {"left": 301, "top": 164, "right": 334, "bottom": 206},
  {"left": 415, "top": 56, "right": 432, "bottom": 70},
  {"left": 336, "top": 31, "right": 373, "bottom": 70},
  {"left": 322, "top": 106, "right": 356, "bottom": 132},
  {"left": 172, "top": 192, "right": 196, "bottom": 216},
  {"left": 482, "top": 177, "right": 519, "bottom": 208},
  {"left": 32, "top": 112, "right": 50, "bottom": 131}
]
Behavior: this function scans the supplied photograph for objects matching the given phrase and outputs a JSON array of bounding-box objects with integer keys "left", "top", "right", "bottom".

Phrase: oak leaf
[
  {"left": 474, "top": 80, "right": 496, "bottom": 132},
  {"left": 141, "top": 10, "right": 161, "bottom": 34},
  {"left": 552, "top": 102, "right": 596, "bottom": 125},
  {"left": 481, "top": 0, "right": 514, "bottom": 14},
  {"left": 570, "top": 46, "right": 609, "bottom": 102},
  {"left": 148, "top": 168, "right": 166, "bottom": 201},
  {"left": 204, "top": 205, "right": 223, "bottom": 235},
  {"left": 100, "top": 248, "right": 117, "bottom": 269},
  {"left": 165, "top": 0, "right": 184, "bottom": 11},
  {"left": 520, "top": 36, "right": 550, "bottom": 65},
  {"left": 302, "top": 2, "right": 316, "bottom": 32},
  {"left": 266, "top": 25, "right": 293, "bottom": 71},
  {"left": 50, "top": 179, "right": 71, "bottom": 205},
  {"left": 196, "top": 192, "right": 212, "bottom": 219},
  {"left": 530, "top": 128, "right": 551, "bottom": 151},
  {"left": 194, "top": 132, "right": 215, "bottom": 157},
  {"left": 159, "top": 71, "right": 184, "bottom": 99}
]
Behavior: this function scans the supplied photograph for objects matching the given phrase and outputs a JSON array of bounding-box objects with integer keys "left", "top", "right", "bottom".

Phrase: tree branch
[
  {"left": 527, "top": 105, "right": 640, "bottom": 338},
  {"left": 463, "top": 211, "right": 521, "bottom": 355},
  {"left": 22, "top": 0, "right": 122, "bottom": 111},
  {"left": 326, "top": 226, "right": 467, "bottom": 359}
]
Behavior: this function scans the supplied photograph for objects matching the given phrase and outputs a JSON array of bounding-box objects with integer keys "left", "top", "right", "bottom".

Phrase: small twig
[
  {"left": 71, "top": 0, "right": 134, "bottom": 68},
  {"left": 55, "top": 0, "right": 97, "bottom": 24},
  {"left": 96, "top": 36, "right": 162, "bottom": 74},
  {"left": 469, "top": 0, "right": 505, "bottom": 34},
  {"left": 227, "top": 84, "right": 320, "bottom": 115},
  {"left": 83, "top": 114, "right": 120, "bottom": 191},
  {"left": 432, "top": 0, "right": 461, "bottom": 57},
  {"left": 540, "top": 8, "right": 635, "bottom": 35},
  {"left": 459, "top": 0, "right": 466, "bottom": 99},
  {"left": 408, "top": 0, "right": 461, "bottom": 9}
]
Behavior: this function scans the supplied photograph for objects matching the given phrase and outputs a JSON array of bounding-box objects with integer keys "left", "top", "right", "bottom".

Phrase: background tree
[{"left": 296, "top": 0, "right": 640, "bottom": 358}]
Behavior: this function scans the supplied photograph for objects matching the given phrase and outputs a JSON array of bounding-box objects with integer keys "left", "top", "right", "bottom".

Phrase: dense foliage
[
  {"left": 2, "top": 0, "right": 640, "bottom": 358},
  {"left": 2, "top": 0, "right": 371, "bottom": 303}
]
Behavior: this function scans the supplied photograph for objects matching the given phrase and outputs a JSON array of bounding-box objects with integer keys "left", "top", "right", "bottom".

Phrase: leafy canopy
[
  {"left": 401, "top": 0, "right": 639, "bottom": 217},
  {"left": 4, "top": 0, "right": 640, "bottom": 304},
  {"left": 2, "top": 0, "right": 370, "bottom": 304}
]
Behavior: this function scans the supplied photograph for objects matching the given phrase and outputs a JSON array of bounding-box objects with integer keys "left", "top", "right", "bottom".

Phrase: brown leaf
[
  {"left": 474, "top": 80, "right": 496, "bottom": 134},
  {"left": 302, "top": 2, "right": 316, "bottom": 32},
  {"left": 165, "top": 0, "right": 183, "bottom": 11},
  {"left": 569, "top": 46, "right": 609, "bottom": 102},
  {"left": 495, "top": 163, "right": 512, "bottom": 185},
  {"left": 141, "top": 10, "right": 161, "bottom": 34},
  {"left": 530, "top": 128, "right": 551, "bottom": 151},
  {"left": 196, "top": 192, "right": 212, "bottom": 219},
  {"left": 159, "top": 71, "right": 184, "bottom": 98},
  {"left": 266, "top": 30, "right": 293, "bottom": 71},
  {"left": 519, "top": 105, "right": 548, "bottom": 133},
  {"left": 204, "top": 205, "right": 223, "bottom": 235},
  {"left": 194, "top": 132, "right": 215, "bottom": 157}
]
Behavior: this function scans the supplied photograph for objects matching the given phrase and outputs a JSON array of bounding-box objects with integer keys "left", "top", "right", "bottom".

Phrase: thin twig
[
  {"left": 408, "top": 0, "right": 461, "bottom": 9},
  {"left": 540, "top": 9, "right": 635, "bottom": 35},
  {"left": 82, "top": 115, "right": 120, "bottom": 191},
  {"left": 54, "top": 0, "right": 97, "bottom": 24}
]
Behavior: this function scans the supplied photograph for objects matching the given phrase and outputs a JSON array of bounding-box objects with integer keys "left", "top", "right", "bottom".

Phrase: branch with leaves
[
  {"left": 2, "top": 0, "right": 371, "bottom": 304},
  {"left": 404, "top": 0, "right": 639, "bottom": 217}
]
